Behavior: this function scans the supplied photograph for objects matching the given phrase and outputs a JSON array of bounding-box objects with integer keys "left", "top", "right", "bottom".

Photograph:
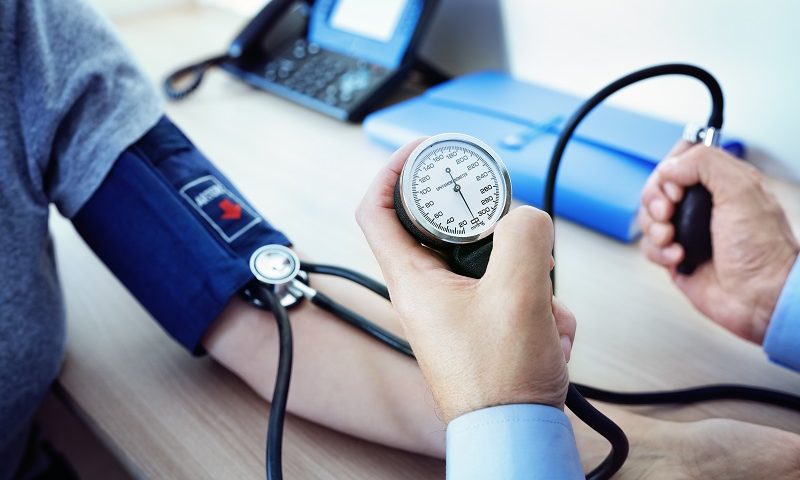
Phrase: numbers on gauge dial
[{"left": 410, "top": 143, "right": 502, "bottom": 238}]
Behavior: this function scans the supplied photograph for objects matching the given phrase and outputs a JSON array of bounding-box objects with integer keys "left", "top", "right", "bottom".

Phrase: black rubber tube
[
  {"left": 575, "top": 383, "right": 800, "bottom": 413},
  {"left": 250, "top": 283, "right": 293, "bottom": 480},
  {"left": 310, "top": 290, "right": 414, "bottom": 358},
  {"left": 543, "top": 63, "right": 724, "bottom": 288},
  {"left": 539, "top": 63, "right": 727, "bottom": 478},
  {"left": 568, "top": 385, "right": 630, "bottom": 479},
  {"left": 302, "top": 262, "right": 390, "bottom": 300}
]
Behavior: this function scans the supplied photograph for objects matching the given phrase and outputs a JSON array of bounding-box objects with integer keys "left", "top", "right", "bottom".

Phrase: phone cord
[{"left": 162, "top": 54, "right": 229, "bottom": 100}]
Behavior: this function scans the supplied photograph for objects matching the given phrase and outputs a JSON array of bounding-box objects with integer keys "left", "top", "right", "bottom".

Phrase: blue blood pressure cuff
[{"left": 73, "top": 117, "right": 291, "bottom": 354}]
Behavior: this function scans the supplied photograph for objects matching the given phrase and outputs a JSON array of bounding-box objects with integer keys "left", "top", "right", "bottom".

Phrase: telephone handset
[{"left": 165, "top": 0, "right": 438, "bottom": 122}]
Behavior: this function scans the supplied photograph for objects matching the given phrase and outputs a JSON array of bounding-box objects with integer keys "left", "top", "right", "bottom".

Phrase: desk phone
[{"left": 168, "top": 0, "right": 438, "bottom": 122}]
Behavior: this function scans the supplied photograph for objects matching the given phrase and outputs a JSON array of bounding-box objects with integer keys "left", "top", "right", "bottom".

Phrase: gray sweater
[{"left": 0, "top": 0, "right": 161, "bottom": 476}]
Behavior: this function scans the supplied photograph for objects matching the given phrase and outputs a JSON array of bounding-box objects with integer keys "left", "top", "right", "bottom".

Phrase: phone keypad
[{"left": 260, "top": 39, "right": 389, "bottom": 109}]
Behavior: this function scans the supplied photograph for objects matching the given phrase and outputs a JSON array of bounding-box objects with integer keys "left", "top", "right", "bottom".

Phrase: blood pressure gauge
[{"left": 394, "top": 133, "right": 512, "bottom": 277}]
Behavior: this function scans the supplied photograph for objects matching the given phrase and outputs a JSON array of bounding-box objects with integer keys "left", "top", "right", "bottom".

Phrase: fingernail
[
  {"left": 560, "top": 335, "right": 572, "bottom": 362},
  {"left": 663, "top": 182, "right": 681, "bottom": 202}
]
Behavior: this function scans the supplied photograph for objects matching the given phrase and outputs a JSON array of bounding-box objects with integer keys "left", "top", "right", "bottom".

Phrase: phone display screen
[
  {"left": 329, "top": 0, "right": 407, "bottom": 43},
  {"left": 309, "top": 0, "right": 423, "bottom": 69}
]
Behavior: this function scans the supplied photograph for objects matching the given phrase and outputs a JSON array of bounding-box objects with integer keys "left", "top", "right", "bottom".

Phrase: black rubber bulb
[{"left": 672, "top": 183, "right": 713, "bottom": 275}]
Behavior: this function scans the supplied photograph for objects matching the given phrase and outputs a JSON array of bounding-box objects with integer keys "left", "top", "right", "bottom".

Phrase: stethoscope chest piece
[
  {"left": 250, "top": 245, "right": 301, "bottom": 285},
  {"left": 248, "top": 245, "right": 307, "bottom": 309}
]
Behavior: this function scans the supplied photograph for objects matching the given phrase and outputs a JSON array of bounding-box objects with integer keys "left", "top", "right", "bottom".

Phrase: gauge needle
[{"left": 446, "top": 167, "right": 475, "bottom": 218}]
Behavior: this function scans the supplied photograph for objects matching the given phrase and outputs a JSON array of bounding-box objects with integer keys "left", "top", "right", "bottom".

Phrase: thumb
[{"left": 482, "top": 206, "right": 554, "bottom": 293}]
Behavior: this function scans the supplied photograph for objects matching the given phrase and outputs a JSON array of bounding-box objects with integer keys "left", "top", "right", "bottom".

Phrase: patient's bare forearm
[
  {"left": 202, "top": 272, "right": 447, "bottom": 457},
  {"left": 199, "top": 266, "right": 800, "bottom": 480},
  {"left": 202, "top": 269, "right": 636, "bottom": 465},
  {"left": 202, "top": 268, "right": 638, "bottom": 462}
]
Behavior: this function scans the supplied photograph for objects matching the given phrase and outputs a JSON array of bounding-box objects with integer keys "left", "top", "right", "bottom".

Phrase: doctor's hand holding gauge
[{"left": 357, "top": 136, "right": 585, "bottom": 479}]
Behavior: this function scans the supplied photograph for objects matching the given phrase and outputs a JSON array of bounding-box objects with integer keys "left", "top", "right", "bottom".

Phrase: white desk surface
[{"left": 49, "top": 5, "right": 800, "bottom": 479}]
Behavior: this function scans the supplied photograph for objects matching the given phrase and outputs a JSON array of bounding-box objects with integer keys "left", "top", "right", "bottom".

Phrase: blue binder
[{"left": 363, "top": 71, "right": 740, "bottom": 242}]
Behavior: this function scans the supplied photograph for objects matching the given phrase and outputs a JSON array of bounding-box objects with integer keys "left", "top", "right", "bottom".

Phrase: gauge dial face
[{"left": 399, "top": 134, "right": 512, "bottom": 245}]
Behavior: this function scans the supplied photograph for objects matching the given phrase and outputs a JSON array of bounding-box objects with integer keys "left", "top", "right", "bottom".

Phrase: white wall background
[
  {"left": 501, "top": 0, "right": 800, "bottom": 182},
  {"left": 418, "top": 0, "right": 508, "bottom": 75},
  {"left": 87, "top": 0, "right": 800, "bottom": 182}
]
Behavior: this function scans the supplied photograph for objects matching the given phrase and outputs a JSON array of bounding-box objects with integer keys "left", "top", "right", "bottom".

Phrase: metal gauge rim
[{"left": 399, "top": 133, "right": 512, "bottom": 245}]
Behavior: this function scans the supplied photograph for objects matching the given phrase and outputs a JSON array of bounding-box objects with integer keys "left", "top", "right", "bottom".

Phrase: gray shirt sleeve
[{"left": 11, "top": 0, "right": 163, "bottom": 217}]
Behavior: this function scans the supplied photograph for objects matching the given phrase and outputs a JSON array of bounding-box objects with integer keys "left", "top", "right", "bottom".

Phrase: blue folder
[{"left": 363, "top": 71, "right": 740, "bottom": 242}]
